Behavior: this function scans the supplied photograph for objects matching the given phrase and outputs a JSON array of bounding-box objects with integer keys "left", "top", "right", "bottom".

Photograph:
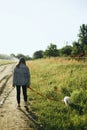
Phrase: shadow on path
[{"left": 18, "top": 107, "right": 43, "bottom": 130}]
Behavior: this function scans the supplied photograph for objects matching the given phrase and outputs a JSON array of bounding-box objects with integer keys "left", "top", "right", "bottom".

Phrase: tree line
[
  {"left": 33, "top": 24, "right": 87, "bottom": 59},
  {"left": 0, "top": 24, "right": 87, "bottom": 60}
]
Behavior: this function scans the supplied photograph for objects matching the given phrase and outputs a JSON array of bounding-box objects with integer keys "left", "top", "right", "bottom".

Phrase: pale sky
[{"left": 0, "top": 0, "right": 87, "bottom": 57}]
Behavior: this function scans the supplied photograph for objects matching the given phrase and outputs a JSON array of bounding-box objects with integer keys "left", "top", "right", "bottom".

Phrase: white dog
[
  {"left": 63, "top": 96, "right": 70, "bottom": 106},
  {"left": 63, "top": 96, "right": 83, "bottom": 114}
]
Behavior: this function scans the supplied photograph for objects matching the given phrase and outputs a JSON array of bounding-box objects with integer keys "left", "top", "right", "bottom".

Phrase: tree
[
  {"left": 59, "top": 45, "right": 72, "bottom": 56},
  {"left": 10, "top": 53, "right": 16, "bottom": 58},
  {"left": 71, "top": 41, "right": 83, "bottom": 56},
  {"left": 44, "top": 43, "right": 59, "bottom": 57},
  {"left": 16, "top": 53, "right": 31, "bottom": 60},
  {"left": 33, "top": 50, "right": 43, "bottom": 59},
  {"left": 78, "top": 24, "right": 87, "bottom": 54}
]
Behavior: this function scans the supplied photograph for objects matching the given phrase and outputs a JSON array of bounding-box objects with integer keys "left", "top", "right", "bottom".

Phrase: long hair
[{"left": 16, "top": 57, "right": 26, "bottom": 68}]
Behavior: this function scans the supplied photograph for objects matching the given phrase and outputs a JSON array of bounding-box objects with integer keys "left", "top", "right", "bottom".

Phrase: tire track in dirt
[
  {"left": 0, "top": 74, "right": 12, "bottom": 94},
  {"left": 0, "top": 64, "right": 40, "bottom": 130},
  {"left": 0, "top": 66, "right": 7, "bottom": 73},
  {"left": 0, "top": 64, "right": 14, "bottom": 105},
  {"left": 0, "top": 75, "right": 14, "bottom": 106}
]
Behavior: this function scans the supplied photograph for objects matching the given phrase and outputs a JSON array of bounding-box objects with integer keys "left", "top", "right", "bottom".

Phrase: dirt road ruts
[{"left": 0, "top": 64, "right": 39, "bottom": 130}]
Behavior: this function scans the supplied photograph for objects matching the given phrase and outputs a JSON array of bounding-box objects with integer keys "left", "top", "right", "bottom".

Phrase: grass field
[
  {"left": 0, "top": 59, "right": 14, "bottom": 66},
  {"left": 27, "top": 58, "right": 87, "bottom": 130}
]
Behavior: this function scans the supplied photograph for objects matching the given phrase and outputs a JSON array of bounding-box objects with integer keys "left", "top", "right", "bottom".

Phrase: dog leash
[{"left": 29, "top": 87, "right": 62, "bottom": 102}]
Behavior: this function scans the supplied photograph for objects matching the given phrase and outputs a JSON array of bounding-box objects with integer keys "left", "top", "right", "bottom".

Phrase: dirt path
[{"left": 0, "top": 64, "right": 39, "bottom": 130}]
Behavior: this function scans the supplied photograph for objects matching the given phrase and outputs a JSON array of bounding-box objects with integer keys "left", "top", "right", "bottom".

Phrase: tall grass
[
  {"left": 0, "top": 59, "right": 14, "bottom": 66},
  {"left": 27, "top": 58, "right": 87, "bottom": 130}
]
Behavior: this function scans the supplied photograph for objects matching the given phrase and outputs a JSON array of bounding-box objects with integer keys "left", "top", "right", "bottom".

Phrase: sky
[{"left": 0, "top": 0, "right": 87, "bottom": 57}]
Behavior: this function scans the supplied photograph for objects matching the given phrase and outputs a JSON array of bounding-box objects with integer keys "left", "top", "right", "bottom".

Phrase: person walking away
[{"left": 13, "top": 57, "right": 30, "bottom": 108}]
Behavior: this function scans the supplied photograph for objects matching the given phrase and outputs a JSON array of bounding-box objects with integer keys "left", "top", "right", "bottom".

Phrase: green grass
[
  {"left": 0, "top": 59, "right": 14, "bottom": 66},
  {"left": 27, "top": 58, "right": 87, "bottom": 130}
]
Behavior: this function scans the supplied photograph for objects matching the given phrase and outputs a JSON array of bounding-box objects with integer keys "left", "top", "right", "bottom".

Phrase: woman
[{"left": 13, "top": 57, "right": 30, "bottom": 108}]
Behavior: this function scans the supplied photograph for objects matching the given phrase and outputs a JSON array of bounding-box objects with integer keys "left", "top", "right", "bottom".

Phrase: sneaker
[
  {"left": 25, "top": 105, "right": 29, "bottom": 112},
  {"left": 24, "top": 102, "right": 29, "bottom": 110},
  {"left": 17, "top": 104, "right": 21, "bottom": 109},
  {"left": 24, "top": 102, "right": 28, "bottom": 107}
]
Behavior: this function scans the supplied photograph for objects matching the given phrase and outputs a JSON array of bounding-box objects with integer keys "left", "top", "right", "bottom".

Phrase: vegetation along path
[{"left": 0, "top": 64, "right": 39, "bottom": 130}]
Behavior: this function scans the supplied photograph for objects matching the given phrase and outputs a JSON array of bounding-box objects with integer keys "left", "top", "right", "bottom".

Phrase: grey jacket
[{"left": 13, "top": 63, "right": 30, "bottom": 86}]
